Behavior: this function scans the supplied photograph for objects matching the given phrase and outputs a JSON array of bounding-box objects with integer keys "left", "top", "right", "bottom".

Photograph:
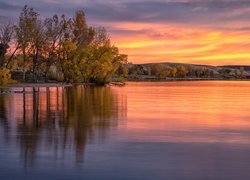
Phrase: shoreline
[
  {"left": 0, "top": 83, "right": 72, "bottom": 88},
  {"left": 127, "top": 78, "right": 250, "bottom": 82},
  {"left": 1, "top": 79, "right": 250, "bottom": 88}
]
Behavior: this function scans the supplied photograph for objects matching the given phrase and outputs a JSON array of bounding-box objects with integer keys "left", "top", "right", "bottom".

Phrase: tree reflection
[
  {"left": 18, "top": 88, "right": 40, "bottom": 168},
  {"left": 64, "top": 86, "right": 119, "bottom": 162},
  {"left": 0, "top": 93, "right": 10, "bottom": 143},
  {"left": 4, "top": 85, "right": 126, "bottom": 168}
]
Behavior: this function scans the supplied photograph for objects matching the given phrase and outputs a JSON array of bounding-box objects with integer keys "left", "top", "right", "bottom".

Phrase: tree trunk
[
  {"left": 33, "top": 56, "right": 36, "bottom": 82},
  {"left": 33, "top": 50, "right": 39, "bottom": 83},
  {"left": 45, "top": 59, "right": 51, "bottom": 83},
  {"left": 56, "top": 59, "right": 59, "bottom": 81},
  {"left": 6, "top": 47, "right": 18, "bottom": 68},
  {"left": 0, "top": 45, "right": 5, "bottom": 67},
  {"left": 0, "top": 55, "right": 3, "bottom": 67},
  {"left": 22, "top": 53, "right": 26, "bottom": 83}
]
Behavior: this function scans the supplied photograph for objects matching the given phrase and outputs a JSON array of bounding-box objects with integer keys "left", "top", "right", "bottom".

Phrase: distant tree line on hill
[
  {"left": 125, "top": 63, "right": 248, "bottom": 80},
  {"left": 0, "top": 5, "right": 127, "bottom": 84}
]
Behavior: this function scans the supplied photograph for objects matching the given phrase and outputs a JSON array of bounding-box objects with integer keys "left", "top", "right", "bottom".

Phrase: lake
[{"left": 1, "top": 81, "right": 250, "bottom": 180}]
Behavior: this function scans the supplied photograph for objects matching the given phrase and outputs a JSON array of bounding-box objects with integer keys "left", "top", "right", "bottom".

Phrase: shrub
[{"left": 0, "top": 68, "right": 17, "bottom": 84}]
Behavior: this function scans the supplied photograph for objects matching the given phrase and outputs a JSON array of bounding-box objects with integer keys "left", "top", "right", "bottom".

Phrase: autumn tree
[
  {"left": 240, "top": 67, "right": 245, "bottom": 78},
  {"left": 116, "top": 63, "right": 128, "bottom": 78},
  {"left": 0, "top": 22, "right": 14, "bottom": 67},
  {"left": 43, "top": 15, "right": 66, "bottom": 82},
  {"left": 60, "top": 41, "right": 82, "bottom": 82},
  {"left": 128, "top": 64, "right": 145, "bottom": 76},
  {"left": 30, "top": 18, "right": 45, "bottom": 82},
  {"left": 150, "top": 64, "right": 161, "bottom": 76},
  {"left": 176, "top": 65, "right": 189, "bottom": 78},
  {"left": 150, "top": 64, "right": 173, "bottom": 78},
  {"left": 72, "top": 10, "right": 95, "bottom": 49},
  {"left": 171, "top": 67, "right": 177, "bottom": 77},
  {"left": 15, "top": 5, "right": 40, "bottom": 82},
  {"left": 81, "top": 28, "right": 127, "bottom": 83},
  {"left": 1, "top": 6, "right": 127, "bottom": 84}
]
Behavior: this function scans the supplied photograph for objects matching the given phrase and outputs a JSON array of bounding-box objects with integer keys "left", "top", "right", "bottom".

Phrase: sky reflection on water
[{"left": 1, "top": 82, "right": 250, "bottom": 180}]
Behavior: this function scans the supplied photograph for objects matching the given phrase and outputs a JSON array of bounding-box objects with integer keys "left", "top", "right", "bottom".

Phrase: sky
[{"left": 1, "top": 0, "right": 250, "bottom": 65}]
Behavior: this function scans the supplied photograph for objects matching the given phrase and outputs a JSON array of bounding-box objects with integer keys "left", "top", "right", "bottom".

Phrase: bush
[
  {"left": 113, "top": 76, "right": 126, "bottom": 83},
  {"left": 0, "top": 68, "right": 17, "bottom": 84}
]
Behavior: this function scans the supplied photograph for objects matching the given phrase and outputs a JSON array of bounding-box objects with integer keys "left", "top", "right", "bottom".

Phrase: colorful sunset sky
[{"left": 1, "top": 0, "right": 250, "bottom": 65}]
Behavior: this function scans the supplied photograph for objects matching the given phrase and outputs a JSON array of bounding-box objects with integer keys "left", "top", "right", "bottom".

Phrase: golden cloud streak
[{"left": 109, "top": 22, "right": 250, "bottom": 65}]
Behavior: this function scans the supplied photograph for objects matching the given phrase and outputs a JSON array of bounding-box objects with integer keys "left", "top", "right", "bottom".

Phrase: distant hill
[
  {"left": 133, "top": 62, "right": 250, "bottom": 71},
  {"left": 219, "top": 65, "right": 250, "bottom": 72},
  {"left": 136, "top": 62, "right": 211, "bottom": 66},
  {"left": 126, "top": 62, "right": 250, "bottom": 80}
]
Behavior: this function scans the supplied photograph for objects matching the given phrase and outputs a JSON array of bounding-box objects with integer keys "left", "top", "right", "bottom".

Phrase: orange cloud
[{"left": 110, "top": 22, "right": 250, "bottom": 65}]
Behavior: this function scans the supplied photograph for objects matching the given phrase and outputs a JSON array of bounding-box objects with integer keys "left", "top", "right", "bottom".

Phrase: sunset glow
[
  {"left": 1, "top": 0, "right": 250, "bottom": 65},
  {"left": 110, "top": 23, "right": 250, "bottom": 65}
]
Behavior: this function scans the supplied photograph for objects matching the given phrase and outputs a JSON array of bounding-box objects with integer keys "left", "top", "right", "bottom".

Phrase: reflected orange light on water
[
  {"left": 112, "top": 81, "right": 250, "bottom": 143},
  {"left": 2, "top": 82, "right": 250, "bottom": 145}
]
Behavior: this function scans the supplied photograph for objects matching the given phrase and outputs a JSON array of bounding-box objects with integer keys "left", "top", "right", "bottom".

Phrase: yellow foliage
[
  {"left": 62, "top": 41, "right": 77, "bottom": 53},
  {"left": 0, "top": 68, "right": 17, "bottom": 85}
]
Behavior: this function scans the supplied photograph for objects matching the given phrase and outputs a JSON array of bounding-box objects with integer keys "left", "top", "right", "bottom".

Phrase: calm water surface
[{"left": 1, "top": 81, "right": 250, "bottom": 180}]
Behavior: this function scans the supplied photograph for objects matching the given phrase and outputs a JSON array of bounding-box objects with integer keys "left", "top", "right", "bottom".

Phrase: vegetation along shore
[
  {"left": 0, "top": 5, "right": 128, "bottom": 85},
  {"left": 0, "top": 5, "right": 249, "bottom": 86}
]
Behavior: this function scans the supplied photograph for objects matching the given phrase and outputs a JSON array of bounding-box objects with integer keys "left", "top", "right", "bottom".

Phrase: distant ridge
[
  {"left": 219, "top": 65, "right": 250, "bottom": 72},
  {"left": 132, "top": 62, "right": 250, "bottom": 70}
]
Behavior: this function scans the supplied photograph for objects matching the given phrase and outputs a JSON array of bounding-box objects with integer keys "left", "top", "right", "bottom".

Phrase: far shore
[
  {"left": 127, "top": 77, "right": 250, "bottom": 82},
  {"left": 1, "top": 78, "right": 250, "bottom": 89}
]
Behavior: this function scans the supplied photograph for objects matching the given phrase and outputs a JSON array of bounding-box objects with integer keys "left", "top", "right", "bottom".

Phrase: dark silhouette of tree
[{"left": 0, "top": 22, "right": 13, "bottom": 67}]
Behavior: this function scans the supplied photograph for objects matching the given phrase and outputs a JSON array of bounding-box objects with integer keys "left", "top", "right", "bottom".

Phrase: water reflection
[
  {"left": 1, "top": 82, "right": 250, "bottom": 179},
  {"left": 0, "top": 93, "right": 9, "bottom": 145},
  {"left": 0, "top": 86, "right": 126, "bottom": 168}
]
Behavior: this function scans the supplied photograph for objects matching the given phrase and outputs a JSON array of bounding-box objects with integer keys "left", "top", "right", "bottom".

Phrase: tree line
[
  {"left": 0, "top": 5, "right": 127, "bottom": 84},
  {"left": 126, "top": 63, "right": 247, "bottom": 80}
]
